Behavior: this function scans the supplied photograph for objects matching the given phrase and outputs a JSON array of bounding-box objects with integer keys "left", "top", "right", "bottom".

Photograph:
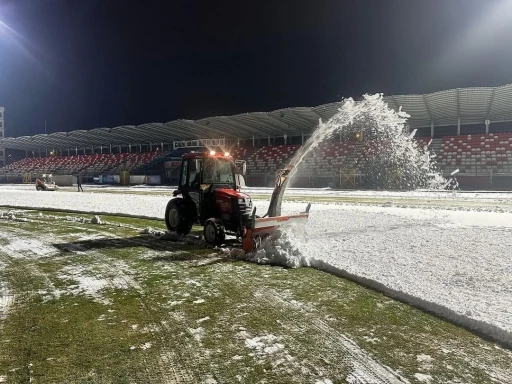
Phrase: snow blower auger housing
[{"left": 164, "top": 151, "right": 310, "bottom": 252}]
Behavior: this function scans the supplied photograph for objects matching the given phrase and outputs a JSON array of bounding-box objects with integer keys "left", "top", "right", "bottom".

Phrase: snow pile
[
  {"left": 229, "top": 248, "right": 246, "bottom": 259},
  {"left": 140, "top": 227, "right": 205, "bottom": 244},
  {"left": 238, "top": 331, "right": 285, "bottom": 356},
  {"left": 0, "top": 282, "right": 14, "bottom": 319},
  {"left": 0, "top": 210, "right": 31, "bottom": 223},
  {"left": 414, "top": 373, "right": 433, "bottom": 383},
  {"left": 90, "top": 215, "right": 103, "bottom": 225},
  {"left": 1, "top": 211, "right": 15, "bottom": 220},
  {"left": 188, "top": 327, "right": 205, "bottom": 343},
  {"left": 245, "top": 230, "right": 309, "bottom": 269},
  {"left": 129, "top": 342, "right": 152, "bottom": 351},
  {"left": 141, "top": 227, "right": 208, "bottom": 245},
  {"left": 140, "top": 227, "right": 166, "bottom": 237},
  {"left": 416, "top": 354, "right": 434, "bottom": 377},
  {"left": 64, "top": 215, "right": 93, "bottom": 224}
]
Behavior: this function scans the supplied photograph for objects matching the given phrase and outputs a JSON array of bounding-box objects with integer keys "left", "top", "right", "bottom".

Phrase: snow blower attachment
[{"left": 165, "top": 151, "right": 310, "bottom": 252}]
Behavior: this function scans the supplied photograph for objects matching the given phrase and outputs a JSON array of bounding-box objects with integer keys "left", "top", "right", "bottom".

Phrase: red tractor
[{"left": 165, "top": 150, "right": 310, "bottom": 252}]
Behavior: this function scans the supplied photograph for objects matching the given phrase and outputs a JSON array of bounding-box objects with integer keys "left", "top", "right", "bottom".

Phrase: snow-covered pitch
[{"left": 1, "top": 184, "right": 511, "bottom": 344}]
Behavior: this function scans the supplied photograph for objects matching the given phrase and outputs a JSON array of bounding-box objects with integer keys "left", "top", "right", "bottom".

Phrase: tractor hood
[{"left": 215, "top": 188, "right": 251, "bottom": 201}]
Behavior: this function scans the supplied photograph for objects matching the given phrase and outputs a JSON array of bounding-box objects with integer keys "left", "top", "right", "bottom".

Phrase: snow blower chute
[{"left": 164, "top": 151, "right": 310, "bottom": 252}]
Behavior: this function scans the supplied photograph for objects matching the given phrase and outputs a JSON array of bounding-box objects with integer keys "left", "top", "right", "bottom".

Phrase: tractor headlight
[{"left": 238, "top": 198, "right": 245, "bottom": 204}]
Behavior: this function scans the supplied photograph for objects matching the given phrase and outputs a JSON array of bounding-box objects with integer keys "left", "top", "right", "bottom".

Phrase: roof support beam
[
  {"left": 158, "top": 122, "right": 200, "bottom": 139},
  {"left": 456, "top": 88, "right": 460, "bottom": 119},
  {"left": 486, "top": 88, "right": 496, "bottom": 120},
  {"left": 204, "top": 117, "right": 266, "bottom": 137},
  {"left": 194, "top": 121, "right": 239, "bottom": 138},
  {"left": 199, "top": 122, "right": 242, "bottom": 137},
  {"left": 169, "top": 120, "right": 226, "bottom": 139},
  {"left": 227, "top": 116, "right": 280, "bottom": 137},
  {"left": 269, "top": 110, "right": 317, "bottom": 132},
  {"left": 258, "top": 112, "right": 291, "bottom": 131},
  {"left": 240, "top": 113, "right": 290, "bottom": 135},
  {"left": 309, "top": 107, "right": 327, "bottom": 123},
  {"left": 312, "top": 102, "right": 343, "bottom": 120},
  {"left": 423, "top": 95, "right": 433, "bottom": 123},
  {"left": 288, "top": 110, "right": 320, "bottom": 127}
]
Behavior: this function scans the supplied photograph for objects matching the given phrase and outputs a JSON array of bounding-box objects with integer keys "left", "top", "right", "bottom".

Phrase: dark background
[{"left": 0, "top": 0, "right": 511, "bottom": 137}]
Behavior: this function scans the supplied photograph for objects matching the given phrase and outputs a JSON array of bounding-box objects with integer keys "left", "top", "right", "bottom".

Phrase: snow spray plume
[{"left": 288, "top": 94, "right": 445, "bottom": 190}]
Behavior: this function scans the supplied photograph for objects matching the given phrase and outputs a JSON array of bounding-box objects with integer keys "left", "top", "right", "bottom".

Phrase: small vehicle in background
[{"left": 35, "top": 174, "right": 59, "bottom": 191}]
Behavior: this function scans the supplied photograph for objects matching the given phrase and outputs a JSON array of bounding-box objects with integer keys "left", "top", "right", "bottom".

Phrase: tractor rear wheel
[
  {"left": 165, "top": 199, "right": 192, "bottom": 235},
  {"left": 203, "top": 218, "right": 226, "bottom": 246}
]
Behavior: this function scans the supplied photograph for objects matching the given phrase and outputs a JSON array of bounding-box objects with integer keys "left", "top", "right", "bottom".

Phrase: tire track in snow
[
  {"left": 308, "top": 258, "right": 512, "bottom": 350},
  {"left": 250, "top": 288, "right": 408, "bottom": 383},
  {"left": 0, "top": 222, "right": 197, "bottom": 383},
  {"left": 58, "top": 233, "right": 198, "bottom": 383},
  {"left": 0, "top": 226, "right": 63, "bottom": 316},
  {"left": 0, "top": 258, "right": 14, "bottom": 320}
]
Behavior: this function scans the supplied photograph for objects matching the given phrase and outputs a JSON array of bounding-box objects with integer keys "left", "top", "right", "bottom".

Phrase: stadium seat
[
  {"left": 1, "top": 151, "right": 161, "bottom": 177},
  {"left": 437, "top": 133, "right": 512, "bottom": 174},
  {"left": 4, "top": 133, "right": 512, "bottom": 182}
]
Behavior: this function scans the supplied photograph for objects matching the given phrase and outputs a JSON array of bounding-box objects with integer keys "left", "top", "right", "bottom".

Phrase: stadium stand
[
  {"left": 438, "top": 133, "right": 512, "bottom": 174},
  {"left": 246, "top": 145, "right": 300, "bottom": 174},
  {"left": 297, "top": 140, "right": 359, "bottom": 176},
  {"left": 2, "top": 152, "right": 160, "bottom": 176},
  {"left": 4, "top": 134, "right": 510, "bottom": 182},
  {"left": 230, "top": 146, "right": 254, "bottom": 162},
  {"left": 2, "top": 84, "right": 512, "bottom": 189}
]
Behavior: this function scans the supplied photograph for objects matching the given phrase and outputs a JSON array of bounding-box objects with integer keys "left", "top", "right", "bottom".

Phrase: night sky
[{"left": 1, "top": 0, "right": 512, "bottom": 137}]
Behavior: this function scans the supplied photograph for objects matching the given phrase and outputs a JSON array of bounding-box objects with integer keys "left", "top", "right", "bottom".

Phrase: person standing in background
[{"left": 77, "top": 173, "right": 84, "bottom": 192}]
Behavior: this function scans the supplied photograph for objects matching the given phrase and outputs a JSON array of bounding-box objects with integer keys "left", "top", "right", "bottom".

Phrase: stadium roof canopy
[{"left": 2, "top": 84, "right": 512, "bottom": 151}]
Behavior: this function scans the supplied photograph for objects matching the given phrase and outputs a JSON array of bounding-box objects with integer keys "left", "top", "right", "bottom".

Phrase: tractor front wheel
[
  {"left": 203, "top": 218, "right": 226, "bottom": 246},
  {"left": 165, "top": 199, "right": 192, "bottom": 235}
]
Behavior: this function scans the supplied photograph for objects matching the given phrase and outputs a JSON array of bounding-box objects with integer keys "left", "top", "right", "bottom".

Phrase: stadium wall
[{"left": 52, "top": 175, "right": 75, "bottom": 186}]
